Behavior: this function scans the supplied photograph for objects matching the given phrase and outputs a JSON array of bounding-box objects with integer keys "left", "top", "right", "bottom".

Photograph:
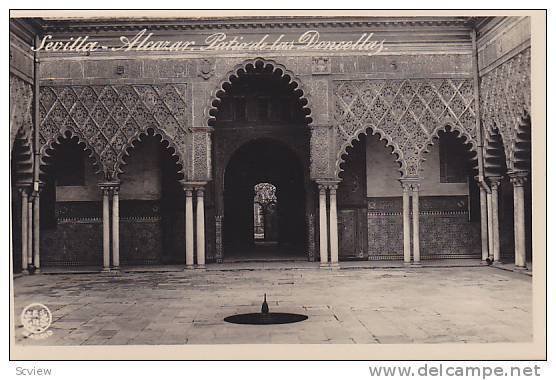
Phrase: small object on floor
[
  {"left": 224, "top": 293, "right": 308, "bottom": 325},
  {"left": 261, "top": 293, "right": 269, "bottom": 314},
  {"left": 486, "top": 258, "right": 493, "bottom": 266},
  {"left": 28, "top": 264, "right": 36, "bottom": 275}
]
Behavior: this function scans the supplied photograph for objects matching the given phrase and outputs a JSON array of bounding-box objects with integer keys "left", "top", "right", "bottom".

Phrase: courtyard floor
[{"left": 12, "top": 265, "right": 532, "bottom": 345}]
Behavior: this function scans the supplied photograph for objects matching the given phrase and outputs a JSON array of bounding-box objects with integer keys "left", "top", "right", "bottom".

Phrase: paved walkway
[{"left": 13, "top": 266, "right": 532, "bottom": 345}]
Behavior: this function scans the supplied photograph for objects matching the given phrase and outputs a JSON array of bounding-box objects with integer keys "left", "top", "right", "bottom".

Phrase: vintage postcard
[{"left": 8, "top": 9, "right": 546, "bottom": 361}]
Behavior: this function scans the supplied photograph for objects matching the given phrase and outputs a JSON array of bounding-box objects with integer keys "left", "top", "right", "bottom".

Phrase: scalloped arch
[
  {"left": 40, "top": 129, "right": 103, "bottom": 176},
  {"left": 507, "top": 110, "right": 531, "bottom": 172},
  {"left": 335, "top": 124, "right": 405, "bottom": 179},
  {"left": 113, "top": 127, "right": 185, "bottom": 180},
  {"left": 419, "top": 122, "right": 478, "bottom": 171},
  {"left": 205, "top": 57, "right": 313, "bottom": 127},
  {"left": 421, "top": 122, "right": 478, "bottom": 157},
  {"left": 482, "top": 117, "right": 514, "bottom": 172}
]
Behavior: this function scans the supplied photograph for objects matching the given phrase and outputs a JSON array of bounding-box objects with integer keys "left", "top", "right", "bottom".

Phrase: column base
[
  {"left": 411, "top": 261, "right": 422, "bottom": 267},
  {"left": 514, "top": 265, "right": 528, "bottom": 272},
  {"left": 184, "top": 265, "right": 195, "bottom": 270},
  {"left": 111, "top": 267, "right": 121, "bottom": 272},
  {"left": 21, "top": 269, "right": 29, "bottom": 275},
  {"left": 101, "top": 267, "right": 111, "bottom": 273},
  {"left": 403, "top": 261, "right": 412, "bottom": 267},
  {"left": 319, "top": 262, "right": 329, "bottom": 268},
  {"left": 196, "top": 264, "right": 206, "bottom": 270}
]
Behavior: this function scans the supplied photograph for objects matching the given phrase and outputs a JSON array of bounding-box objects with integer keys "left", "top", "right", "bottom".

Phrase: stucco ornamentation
[
  {"left": 39, "top": 84, "right": 190, "bottom": 179},
  {"left": 334, "top": 78, "right": 477, "bottom": 177},
  {"left": 10, "top": 75, "right": 34, "bottom": 153},
  {"left": 480, "top": 48, "right": 531, "bottom": 171}
]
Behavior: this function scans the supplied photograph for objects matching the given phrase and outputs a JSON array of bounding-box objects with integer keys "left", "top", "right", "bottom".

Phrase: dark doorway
[{"left": 224, "top": 139, "right": 306, "bottom": 261}]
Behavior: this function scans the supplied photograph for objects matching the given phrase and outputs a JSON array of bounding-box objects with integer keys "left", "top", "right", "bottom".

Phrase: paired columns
[
  {"left": 317, "top": 182, "right": 339, "bottom": 267},
  {"left": 399, "top": 179, "right": 421, "bottom": 265},
  {"left": 17, "top": 185, "right": 41, "bottom": 274},
  {"left": 479, "top": 172, "right": 528, "bottom": 270},
  {"left": 182, "top": 182, "right": 206, "bottom": 269},
  {"left": 508, "top": 172, "right": 528, "bottom": 269},
  {"left": 99, "top": 182, "right": 120, "bottom": 272},
  {"left": 487, "top": 176, "right": 502, "bottom": 263}
]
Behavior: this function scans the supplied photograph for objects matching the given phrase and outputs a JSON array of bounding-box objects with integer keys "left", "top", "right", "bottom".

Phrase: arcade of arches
[{"left": 10, "top": 16, "right": 534, "bottom": 273}]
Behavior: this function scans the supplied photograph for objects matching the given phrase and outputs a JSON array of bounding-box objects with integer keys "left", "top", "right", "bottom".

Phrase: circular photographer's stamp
[{"left": 20, "top": 303, "right": 53, "bottom": 339}]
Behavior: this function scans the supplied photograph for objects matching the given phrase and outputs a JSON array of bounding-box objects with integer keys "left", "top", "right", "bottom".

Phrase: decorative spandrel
[
  {"left": 480, "top": 48, "right": 531, "bottom": 171},
  {"left": 9, "top": 75, "right": 34, "bottom": 152},
  {"left": 333, "top": 78, "right": 477, "bottom": 177},
  {"left": 39, "top": 83, "right": 190, "bottom": 179}
]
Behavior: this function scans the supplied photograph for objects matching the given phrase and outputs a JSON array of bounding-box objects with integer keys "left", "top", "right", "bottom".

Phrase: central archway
[
  {"left": 224, "top": 139, "right": 306, "bottom": 261},
  {"left": 208, "top": 58, "right": 314, "bottom": 263}
]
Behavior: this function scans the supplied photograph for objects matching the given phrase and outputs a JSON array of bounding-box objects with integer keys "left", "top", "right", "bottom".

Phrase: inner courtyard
[{"left": 13, "top": 266, "right": 532, "bottom": 345}]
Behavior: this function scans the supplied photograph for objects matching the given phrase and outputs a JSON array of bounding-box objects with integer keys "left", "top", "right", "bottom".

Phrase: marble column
[
  {"left": 27, "top": 196, "right": 33, "bottom": 267},
  {"left": 101, "top": 186, "right": 110, "bottom": 272},
  {"left": 411, "top": 183, "right": 421, "bottom": 265},
  {"left": 400, "top": 181, "right": 411, "bottom": 264},
  {"left": 196, "top": 187, "right": 206, "bottom": 268},
  {"left": 488, "top": 177, "right": 502, "bottom": 263},
  {"left": 32, "top": 190, "right": 40, "bottom": 271},
  {"left": 329, "top": 184, "right": 339, "bottom": 266},
  {"left": 20, "top": 188, "right": 29, "bottom": 273},
  {"left": 486, "top": 191, "right": 494, "bottom": 260},
  {"left": 111, "top": 186, "right": 120, "bottom": 270},
  {"left": 478, "top": 184, "right": 489, "bottom": 262},
  {"left": 185, "top": 187, "right": 194, "bottom": 268},
  {"left": 318, "top": 184, "right": 328, "bottom": 266},
  {"left": 509, "top": 172, "right": 528, "bottom": 269}
]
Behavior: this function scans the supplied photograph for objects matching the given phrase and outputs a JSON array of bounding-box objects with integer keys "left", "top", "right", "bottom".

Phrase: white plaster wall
[
  {"left": 56, "top": 138, "right": 163, "bottom": 201},
  {"left": 365, "top": 136, "right": 468, "bottom": 197},
  {"left": 56, "top": 157, "right": 103, "bottom": 202},
  {"left": 119, "top": 138, "right": 162, "bottom": 200}
]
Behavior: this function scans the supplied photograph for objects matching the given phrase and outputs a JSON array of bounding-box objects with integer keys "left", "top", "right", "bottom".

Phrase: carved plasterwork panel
[
  {"left": 334, "top": 78, "right": 477, "bottom": 177},
  {"left": 39, "top": 83, "right": 190, "bottom": 179},
  {"left": 309, "top": 125, "right": 331, "bottom": 179},
  {"left": 10, "top": 75, "right": 34, "bottom": 153},
  {"left": 188, "top": 129, "right": 212, "bottom": 181},
  {"left": 480, "top": 48, "right": 531, "bottom": 171}
]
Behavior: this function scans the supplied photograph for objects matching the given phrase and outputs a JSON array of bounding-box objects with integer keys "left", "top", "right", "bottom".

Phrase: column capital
[
  {"left": 180, "top": 180, "right": 206, "bottom": 192},
  {"left": 399, "top": 177, "right": 420, "bottom": 190},
  {"left": 508, "top": 171, "right": 528, "bottom": 187},
  {"left": 99, "top": 181, "right": 120, "bottom": 191},
  {"left": 17, "top": 183, "right": 32, "bottom": 195},
  {"left": 29, "top": 181, "right": 45, "bottom": 197},
  {"left": 316, "top": 180, "right": 340, "bottom": 190},
  {"left": 486, "top": 176, "right": 503, "bottom": 189}
]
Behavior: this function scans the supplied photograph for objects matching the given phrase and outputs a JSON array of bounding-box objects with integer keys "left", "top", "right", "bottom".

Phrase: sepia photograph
[{"left": 8, "top": 9, "right": 546, "bottom": 361}]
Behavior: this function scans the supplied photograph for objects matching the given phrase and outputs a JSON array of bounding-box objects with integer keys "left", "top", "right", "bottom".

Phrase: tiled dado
[
  {"left": 367, "top": 196, "right": 469, "bottom": 216},
  {"left": 367, "top": 196, "right": 480, "bottom": 260}
]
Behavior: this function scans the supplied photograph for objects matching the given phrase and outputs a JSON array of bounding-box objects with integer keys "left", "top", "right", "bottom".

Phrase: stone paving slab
[{"left": 13, "top": 266, "right": 532, "bottom": 345}]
